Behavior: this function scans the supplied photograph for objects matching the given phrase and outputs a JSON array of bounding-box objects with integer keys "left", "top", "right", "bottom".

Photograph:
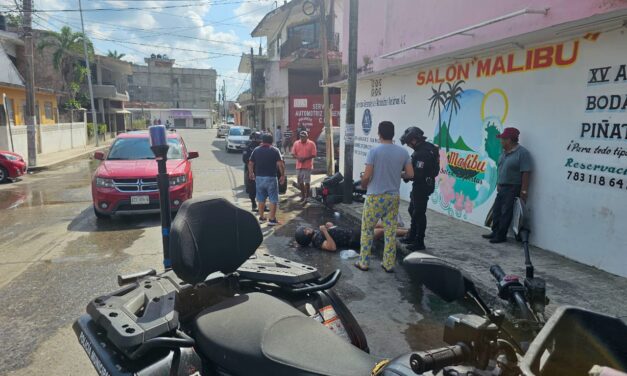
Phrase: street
[{"left": 0, "top": 129, "right": 456, "bottom": 376}]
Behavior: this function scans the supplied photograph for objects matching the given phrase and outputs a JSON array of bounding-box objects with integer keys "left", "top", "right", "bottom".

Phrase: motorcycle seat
[{"left": 194, "top": 292, "right": 378, "bottom": 376}]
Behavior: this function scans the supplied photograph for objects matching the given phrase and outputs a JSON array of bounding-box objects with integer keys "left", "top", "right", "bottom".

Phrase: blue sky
[{"left": 0, "top": 0, "right": 280, "bottom": 100}]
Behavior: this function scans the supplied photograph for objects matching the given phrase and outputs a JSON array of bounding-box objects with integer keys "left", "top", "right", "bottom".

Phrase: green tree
[
  {"left": 443, "top": 80, "right": 465, "bottom": 151},
  {"left": 428, "top": 83, "right": 446, "bottom": 147},
  {"left": 484, "top": 122, "right": 502, "bottom": 163},
  {"left": 107, "top": 50, "right": 126, "bottom": 60},
  {"left": 37, "top": 26, "right": 93, "bottom": 92}
]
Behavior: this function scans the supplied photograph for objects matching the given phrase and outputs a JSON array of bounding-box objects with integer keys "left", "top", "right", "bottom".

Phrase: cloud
[{"left": 234, "top": 0, "right": 278, "bottom": 30}]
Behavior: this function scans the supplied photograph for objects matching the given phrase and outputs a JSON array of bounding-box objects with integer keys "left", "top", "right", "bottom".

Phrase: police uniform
[{"left": 407, "top": 141, "right": 437, "bottom": 249}]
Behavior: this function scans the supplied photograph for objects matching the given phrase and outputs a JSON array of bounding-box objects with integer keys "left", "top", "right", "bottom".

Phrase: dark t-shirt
[
  {"left": 497, "top": 145, "right": 532, "bottom": 185},
  {"left": 312, "top": 226, "right": 359, "bottom": 249},
  {"left": 250, "top": 144, "right": 282, "bottom": 177}
]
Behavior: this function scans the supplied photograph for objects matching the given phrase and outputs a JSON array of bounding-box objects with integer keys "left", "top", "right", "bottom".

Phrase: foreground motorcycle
[{"left": 74, "top": 126, "right": 626, "bottom": 375}]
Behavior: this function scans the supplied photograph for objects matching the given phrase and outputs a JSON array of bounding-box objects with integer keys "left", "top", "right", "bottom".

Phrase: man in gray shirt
[
  {"left": 355, "top": 121, "right": 414, "bottom": 273},
  {"left": 483, "top": 127, "right": 532, "bottom": 243}
]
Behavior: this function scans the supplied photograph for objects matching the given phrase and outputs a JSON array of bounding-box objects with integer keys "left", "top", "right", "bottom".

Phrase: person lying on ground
[{"left": 295, "top": 221, "right": 408, "bottom": 252}]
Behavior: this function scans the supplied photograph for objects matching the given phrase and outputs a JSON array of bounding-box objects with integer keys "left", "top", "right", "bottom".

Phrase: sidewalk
[
  {"left": 329, "top": 184, "right": 627, "bottom": 318},
  {"left": 28, "top": 141, "right": 113, "bottom": 172}
]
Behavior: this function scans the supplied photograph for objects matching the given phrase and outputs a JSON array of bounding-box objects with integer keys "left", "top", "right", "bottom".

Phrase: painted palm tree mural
[
  {"left": 444, "top": 80, "right": 465, "bottom": 151},
  {"left": 428, "top": 83, "right": 446, "bottom": 146}
]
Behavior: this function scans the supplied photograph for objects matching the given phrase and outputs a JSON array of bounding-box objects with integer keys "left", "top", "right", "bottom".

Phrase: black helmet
[
  {"left": 295, "top": 226, "right": 313, "bottom": 246},
  {"left": 250, "top": 131, "right": 262, "bottom": 141},
  {"left": 400, "top": 126, "right": 426, "bottom": 145}
]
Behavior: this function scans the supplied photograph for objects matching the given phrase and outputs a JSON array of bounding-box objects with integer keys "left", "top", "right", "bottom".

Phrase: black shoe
[
  {"left": 489, "top": 237, "right": 507, "bottom": 244},
  {"left": 482, "top": 232, "right": 496, "bottom": 239},
  {"left": 400, "top": 236, "right": 415, "bottom": 245},
  {"left": 406, "top": 242, "right": 426, "bottom": 251},
  {"left": 252, "top": 205, "right": 258, "bottom": 211}
]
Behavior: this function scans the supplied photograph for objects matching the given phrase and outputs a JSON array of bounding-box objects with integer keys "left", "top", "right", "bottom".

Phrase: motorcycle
[
  {"left": 73, "top": 125, "right": 626, "bottom": 375},
  {"left": 313, "top": 172, "right": 366, "bottom": 208}
]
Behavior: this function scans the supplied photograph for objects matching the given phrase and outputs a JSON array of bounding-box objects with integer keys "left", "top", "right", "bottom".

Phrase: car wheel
[
  {"left": 0, "top": 166, "right": 8, "bottom": 183},
  {"left": 94, "top": 206, "right": 110, "bottom": 220}
]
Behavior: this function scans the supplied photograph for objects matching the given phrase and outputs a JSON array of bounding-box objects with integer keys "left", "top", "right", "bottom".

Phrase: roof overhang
[{"left": 251, "top": 0, "right": 305, "bottom": 38}]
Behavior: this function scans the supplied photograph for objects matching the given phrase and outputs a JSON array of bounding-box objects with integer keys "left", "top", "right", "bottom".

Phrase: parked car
[
  {"left": 217, "top": 124, "right": 231, "bottom": 138},
  {"left": 91, "top": 131, "right": 198, "bottom": 219},
  {"left": 0, "top": 150, "right": 27, "bottom": 183},
  {"left": 225, "top": 126, "right": 252, "bottom": 153}
]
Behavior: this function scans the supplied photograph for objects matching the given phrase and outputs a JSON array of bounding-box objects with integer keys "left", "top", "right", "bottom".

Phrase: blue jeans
[{"left": 256, "top": 176, "right": 279, "bottom": 204}]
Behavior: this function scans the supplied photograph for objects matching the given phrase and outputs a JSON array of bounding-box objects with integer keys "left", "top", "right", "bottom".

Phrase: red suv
[{"left": 92, "top": 131, "right": 198, "bottom": 219}]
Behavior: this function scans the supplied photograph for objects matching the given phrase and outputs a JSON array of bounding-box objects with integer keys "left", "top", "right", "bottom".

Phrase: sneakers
[
  {"left": 482, "top": 232, "right": 496, "bottom": 239},
  {"left": 258, "top": 216, "right": 267, "bottom": 223},
  {"left": 268, "top": 219, "right": 280, "bottom": 226}
]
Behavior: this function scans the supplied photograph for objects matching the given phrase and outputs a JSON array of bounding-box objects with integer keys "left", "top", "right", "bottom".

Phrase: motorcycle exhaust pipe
[{"left": 149, "top": 125, "right": 173, "bottom": 269}]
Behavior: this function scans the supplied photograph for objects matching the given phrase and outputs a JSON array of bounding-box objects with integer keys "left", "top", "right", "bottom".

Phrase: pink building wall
[{"left": 342, "top": 0, "right": 627, "bottom": 72}]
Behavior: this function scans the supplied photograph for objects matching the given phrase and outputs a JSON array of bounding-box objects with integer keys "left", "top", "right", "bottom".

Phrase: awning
[{"left": 115, "top": 110, "right": 131, "bottom": 114}]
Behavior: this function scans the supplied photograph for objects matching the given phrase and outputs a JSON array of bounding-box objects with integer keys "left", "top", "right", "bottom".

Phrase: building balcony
[{"left": 93, "top": 84, "right": 130, "bottom": 102}]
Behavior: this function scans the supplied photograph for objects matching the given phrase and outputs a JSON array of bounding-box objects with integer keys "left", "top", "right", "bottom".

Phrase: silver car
[{"left": 217, "top": 124, "right": 231, "bottom": 138}]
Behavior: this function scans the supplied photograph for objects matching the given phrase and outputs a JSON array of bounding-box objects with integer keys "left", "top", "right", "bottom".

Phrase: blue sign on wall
[{"left": 362, "top": 109, "right": 372, "bottom": 135}]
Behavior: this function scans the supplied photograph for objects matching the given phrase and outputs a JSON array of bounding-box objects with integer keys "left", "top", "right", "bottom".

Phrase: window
[
  {"left": 44, "top": 102, "right": 53, "bottom": 119},
  {"left": 229, "top": 127, "right": 251, "bottom": 136},
  {"left": 287, "top": 22, "right": 319, "bottom": 48},
  {"left": 107, "top": 138, "right": 183, "bottom": 160}
]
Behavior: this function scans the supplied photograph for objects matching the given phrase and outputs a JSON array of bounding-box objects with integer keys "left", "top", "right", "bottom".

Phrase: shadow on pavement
[{"left": 67, "top": 206, "right": 161, "bottom": 232}]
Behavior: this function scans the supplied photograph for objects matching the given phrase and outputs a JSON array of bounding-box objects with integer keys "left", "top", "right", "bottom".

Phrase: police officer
[
  {"left": 243, "top": 131, "right": 262, "bottom": 211},
  {"left": 400, "top": 126, "right": 439, "bottom": 251}
]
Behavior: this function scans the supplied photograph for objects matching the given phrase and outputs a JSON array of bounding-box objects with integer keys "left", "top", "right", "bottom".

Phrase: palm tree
[
  {"left": 443, "top": 80, "right": 465, "bottom": 151},
  {"left": 37, "top": 26, "right": 93, "bottom": 91},
  {"left": 107, "top": 50, "right": 126, "bottom": 60},
  {"left": 428, "top": 83, "right": 446, "bottom": 147}
]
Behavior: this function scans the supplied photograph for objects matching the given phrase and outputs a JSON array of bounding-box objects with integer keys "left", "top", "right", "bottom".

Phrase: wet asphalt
[{"left": 0, "top": 129, "right": 459, "bottom": 375}]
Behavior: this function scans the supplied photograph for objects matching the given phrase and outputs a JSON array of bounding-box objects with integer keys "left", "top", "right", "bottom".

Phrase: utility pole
[
  {"left": 319, "top": 0, "right": 333, "bottom": 176},
  {"left": 250, "top": 47, "right": 258, "bottom": 130},
  {"left": 78, "top": 0, "right": 98, "bottom": 146},
  {"left": 23, "top": 0, "right": 37, "bottom": 166},
  {"left": 222, "top": 79, "right": 227, "bottom": 122},
  {"left": 343, "top": 0, "right": 358, "bottom": 203}
]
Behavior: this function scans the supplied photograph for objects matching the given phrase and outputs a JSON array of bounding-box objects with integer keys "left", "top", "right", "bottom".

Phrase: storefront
[{"left": 346, "top": 29, "right": 627, "bottom": 277}]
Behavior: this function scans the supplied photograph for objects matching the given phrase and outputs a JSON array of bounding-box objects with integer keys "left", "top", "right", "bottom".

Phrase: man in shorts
[
  {"left": 291, "top": 130, "right": 317, "bottom": 202},
  {"left": 248, "top": 134, "right": 285, "bottom": 226}
]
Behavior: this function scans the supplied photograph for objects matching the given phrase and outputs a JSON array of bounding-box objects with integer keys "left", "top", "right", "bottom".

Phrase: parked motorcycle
[
  {"left": 73, "top": 126, "right": 626, "bottom": 375},
  {"left": 313, "top": 172, "right": 366, "bottom": 208}
]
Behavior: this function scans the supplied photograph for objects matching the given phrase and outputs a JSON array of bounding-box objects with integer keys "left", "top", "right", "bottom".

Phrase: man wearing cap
[
  {"left": 483, "top": 127, "right": 532, "bottom": 243},
  {"left": 291, "top": 131, "right": 317, "bottom": 202}
]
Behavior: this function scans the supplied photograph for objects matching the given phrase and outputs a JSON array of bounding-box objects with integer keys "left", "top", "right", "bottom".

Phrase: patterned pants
[{"left": 359, "top": 193, "right": 400, "bottom": 269}]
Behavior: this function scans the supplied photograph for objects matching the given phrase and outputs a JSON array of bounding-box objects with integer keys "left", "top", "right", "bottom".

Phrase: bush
[
  {"left": 87, "top": 123, "right": 107, "bottom": 138},
  {"left": 131, "top": 120, "right": 147, "bottom": 130}
]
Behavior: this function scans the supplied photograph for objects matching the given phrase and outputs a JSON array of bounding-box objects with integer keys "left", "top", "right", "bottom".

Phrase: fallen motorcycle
[{"left": 73, "top": 126, "right": 626, "bottom": 375}]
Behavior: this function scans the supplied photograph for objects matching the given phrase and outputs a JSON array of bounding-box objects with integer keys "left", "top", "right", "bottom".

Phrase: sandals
[
  {"left": 354, "top": 261, "right": 369, "bottom": 271},
  {"left": 259, "top": 216, "right": 267, "bottom": 223},
  {"left": 381, "top": 264, "right": 394, "bottom": 273}
]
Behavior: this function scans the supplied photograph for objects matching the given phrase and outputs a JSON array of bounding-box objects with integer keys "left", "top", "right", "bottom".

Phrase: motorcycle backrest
[
  {"left": 170, "top": 197, "right": 263, "bottom": 284},
  {"left": 520, "top": 306, "right": 627, "bottom": 375},
  {"left": 403, "top": 252, "right": 471, "bottom": 302}
]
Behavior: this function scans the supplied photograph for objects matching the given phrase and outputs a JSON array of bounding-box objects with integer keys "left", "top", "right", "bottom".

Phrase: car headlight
[
  {"left": 1, "top": 153, "right": 19, "bottom": 161},
  {"left": 95, "top": 177, "right": 115, "bottom": 188},
  {"left": 169, "top": 175, "right": 187, "bottom": 186}
]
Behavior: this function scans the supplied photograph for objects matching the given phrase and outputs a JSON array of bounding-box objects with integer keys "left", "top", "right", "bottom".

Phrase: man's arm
[
  {"left": 361, "top": 164, "right": 374, "bottom": 189},
  {"left": 401, "top": 161, "right": 414, "bottom": 180},
  {"left": 521, "top": 172, "right": 530, "bottom": 202},
  {"left": 318, "top": 225, "right": 337, "bottom": 252},
  {"left": 277, "top": 160, "right": 285, "bottom": 184},
  {"left": 248, "top": 161, "right": 255, "bottom": 180}
]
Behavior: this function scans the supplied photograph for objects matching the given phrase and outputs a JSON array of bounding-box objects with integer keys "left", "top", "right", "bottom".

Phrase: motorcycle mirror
[{"left": 403, "top": 252, "right": 469, "bottom": 302}]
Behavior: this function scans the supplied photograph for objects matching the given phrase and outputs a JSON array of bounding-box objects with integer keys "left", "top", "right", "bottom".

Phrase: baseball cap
[
  {"left": 299, "top": 131, "right": 308, "bottom": 137},
  {"left": 497, "top": 127, "right": 520, "bottom": 139}
]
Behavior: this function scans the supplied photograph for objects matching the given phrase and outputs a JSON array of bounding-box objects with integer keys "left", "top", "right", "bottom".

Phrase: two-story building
[
  {"left": 239, "top": 0, "right": 343, "bottom": 141},
  {"left": 335, "top": 0, "right": 627, "bottom": 277}
]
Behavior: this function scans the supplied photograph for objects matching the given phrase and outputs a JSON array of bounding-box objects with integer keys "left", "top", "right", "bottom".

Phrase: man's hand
[
  {"left": 249, "top": 172, "right": 255, "bottom": 181},
  {"left": 279, "top": 175, "right": 286, "bottom": 184},
  {"left": 319, "top": 225, "right": 328, "bottom": 232}
]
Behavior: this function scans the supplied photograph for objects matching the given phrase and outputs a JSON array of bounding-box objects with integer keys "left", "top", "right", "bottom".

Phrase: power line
[{"left": 2, "top": 0, "right": 264, "bottom": 13}]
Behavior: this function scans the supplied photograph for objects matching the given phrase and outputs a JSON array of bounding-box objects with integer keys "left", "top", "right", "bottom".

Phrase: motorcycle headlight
[
  {"left": 95, "top": 177, "right": 115, "bottom": 188},
  {"left": 1, "top": 153, "right": 18, "bottom": 161},
  {"left": 169, "top": 175, "right": 187, "bottom": 186}
]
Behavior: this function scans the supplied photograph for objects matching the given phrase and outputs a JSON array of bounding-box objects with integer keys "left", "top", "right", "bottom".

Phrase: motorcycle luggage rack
[{"left": 237, "top": 253, "right": 321, "bottom": 284}]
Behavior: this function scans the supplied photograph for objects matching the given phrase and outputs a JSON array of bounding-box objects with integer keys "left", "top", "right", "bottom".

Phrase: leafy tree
[
  {"left": 428, "top": 83, "right": 446, "bottom": 146},
  {"left": 107, "top": 50, "right": 126, "bottom": 60},
  {"left": 443, "top": 80, "right": 465, "bottom": 151},
  {"left": 484, "top": 122, "right": 502, "bottom": 163},
  {"left": 37, "top": 26, "right": 93, "bottom": 92}
]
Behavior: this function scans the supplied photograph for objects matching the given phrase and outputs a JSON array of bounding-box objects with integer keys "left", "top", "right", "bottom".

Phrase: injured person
[{"left": 295, "top": 217, "right": 408, "bottom": 252}]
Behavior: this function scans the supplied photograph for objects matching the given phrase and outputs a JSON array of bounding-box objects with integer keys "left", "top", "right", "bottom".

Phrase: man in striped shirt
[{"left": 282, "top": 128, "right": 293, "bottom": 154}]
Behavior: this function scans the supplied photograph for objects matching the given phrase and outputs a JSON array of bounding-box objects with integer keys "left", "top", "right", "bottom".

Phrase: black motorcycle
[{"left": 73, "top": 126, "right": 626, "bottom": 375}]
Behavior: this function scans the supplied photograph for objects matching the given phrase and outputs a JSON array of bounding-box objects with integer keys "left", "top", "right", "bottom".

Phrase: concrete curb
[{"left": 28, "top": 143, "right": 112, "bottom": 172}]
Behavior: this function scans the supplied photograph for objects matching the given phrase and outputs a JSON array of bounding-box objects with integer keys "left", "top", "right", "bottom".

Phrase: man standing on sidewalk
[
  {"left": 248, "top": 134, "right": 285, "bottom": 226},
  {"left": 483, "top": 127, "right": 532, "bottom": 243},
  {"left": 291, "top": 131, "right": 317, "bottom": 202},
  {"left": 274, "top": 125, "right": 283, "bottom": 151},
  {"left": 400, "top": 126, "right": 440, "bottom": 251},
  {"left": 283, "top": 127, "right": 293, "bottom": 154},
  {"left": 355, "top": 121, "right": 413, "bottom": 273}
]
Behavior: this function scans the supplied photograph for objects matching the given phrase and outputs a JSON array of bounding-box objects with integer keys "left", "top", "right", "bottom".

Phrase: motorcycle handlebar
[
  {"left": 409, "top": 344, "right": 469, "bottom": 374},
  {"left": 490, "top": 265, "right": 506, "bottom": 283}
]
